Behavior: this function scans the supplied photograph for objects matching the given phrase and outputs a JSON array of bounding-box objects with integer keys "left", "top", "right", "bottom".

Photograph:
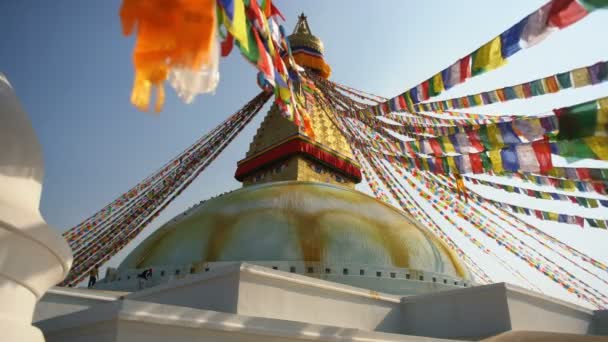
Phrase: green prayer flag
[
  {"left": 477, "top": 126, "right": 493, "bottom": 150},
  {"left": 580, "top": 0, "right": 608, "bottom": 11},
  {"left": 530, "top": 79, "right": 546, "bottom": 96},
  {"left": 588, "top": 198, "right": 599, "bottom": 208},
  {"left": 557, "top": 71, "right": 573, "bottom": 88},
  {"left": 556, "top": 100, "right": 599, "bottom": 140},
  {"left": 442, "top": 157, "right": 450, "bottom": 174},
  {"left": 480, "top": 152, "right": 492, "bottom": 171},
  {"left": 555, "top": 139, "right": 598, "bottom": 160}
]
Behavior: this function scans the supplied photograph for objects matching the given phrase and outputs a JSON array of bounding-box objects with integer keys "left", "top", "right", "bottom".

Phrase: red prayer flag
[
  {"left": 460, "top": 55, "right": 471, "bottom": 83},
  {"left": 435, "top": 157, "right": 445, "bottom": 174},
  {"left": 270, "top": 2, "right": 285, "bottom": 20},
  {"left": 575, "top": 167, "right": 591, "bottom": 180},
  {"left": 593, "top": 181, "right": 607, "bottom": 194},
  {"left": 548, "top": 0, "right": 589, "bottom": 29},
  {"left": 429, "top": 138, "right": 443, "bottom": 156},
  {"left": 414, "top": 157, "right": 422, "bottom": 170},
  {"left": 398, "top": 95, "right": 407, "bottom": 111},
  {"left": 532, "top": 139, "right": 553, "bottom": 174},
  {"left": 575, "top": 216, "right": 585, "bottom": 227},
  {"left": 253, "top": 29, "right": 274, "bottom": 80},
  {"left": 421, "top": 81, "right": 430, "bottom": 100},
  {"left": 221, "top": 33, "right": 235, "bottom": 57},
  {"left": 469, "top": 153, "right": 484, "bottom": 173},
  {"left": 462, "top": 96, "right": 470, "bottom": 108},
  {"left": 466, "top": 130, "right": 485, "bottom": 152},
  {"left": 522, "top": 82, "right": 533, "bottom": 97},
  {"left": 382, "top": 102, "right": 390, "bottom": 114}
]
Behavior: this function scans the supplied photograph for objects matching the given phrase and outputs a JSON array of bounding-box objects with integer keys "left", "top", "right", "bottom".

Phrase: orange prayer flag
[{"left": 120, "top": 0, "right": 217, "bottom": 112}]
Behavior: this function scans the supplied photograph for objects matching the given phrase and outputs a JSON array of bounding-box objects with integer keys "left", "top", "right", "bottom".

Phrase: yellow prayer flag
[
  {"left": 563, "top": 180, "right": 576, "bottom": 191},
  {"left": 588, "top": 199, "right": 599, "bottom": 208},
  {"left": 598, "top": 98, "right": 608, "bottom": 125},
  {"left": 223, "top": 0, "right": 249, "bottom": 54},
  {"left": 488, "top": 150, "right": 504, "bottom": 174},
  {"left": 540, "top": 192, "right": 552, "bottom": 200},
  {"left": 513, "top": 84, "right": 525, "bottom": 99},
  {"left": 547, "top": 212, "right": 559, "bottom": 221},
  {"left": 584, "top": 137, "right": 608, "bottom": 160},
  {"left": 472, "top": 37, "right": 506, "bottom": 75},
  {"left": 549, "top": 166, "right": 565, "bottom": 178},
  {"left": 447, "top": 156, "right": 458, "bottom": 174},
  {"left": 432, "top": 73, "right": 445, "bottom": 93},
  {"left": 441, "top": 136, "right": 456, "bottom": 153},
  {"left": 420, "top": 158, "right": 430, "bottom": 171},
  {"left": 474, "top": 94, "right": 483, "bottom": 105},
  {"left": 572, "top": 67, "right": 591, "bottom": 88},
  {"left": 486, "top": 124, "right": 504, "bottom": 149}
]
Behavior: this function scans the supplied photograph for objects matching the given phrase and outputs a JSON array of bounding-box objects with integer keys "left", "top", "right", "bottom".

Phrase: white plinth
[{"left": 0, "top": 73, "right": 73, "bottom": 341}]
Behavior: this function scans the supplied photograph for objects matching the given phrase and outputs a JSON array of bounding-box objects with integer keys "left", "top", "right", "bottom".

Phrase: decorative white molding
[{"left": 0, "top": 72, "right": 73, "bottom": 341}]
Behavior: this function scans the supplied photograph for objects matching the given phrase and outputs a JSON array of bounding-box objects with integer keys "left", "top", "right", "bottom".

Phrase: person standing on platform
[{"left": 88, "top": 266, "right": 99, "bottom": 288}]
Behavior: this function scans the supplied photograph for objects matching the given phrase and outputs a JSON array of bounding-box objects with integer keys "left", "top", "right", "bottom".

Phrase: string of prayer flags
[
  {"left": 360, "top": 153, "right": 494, "bottom": 284},
  {"left": 472, "top": 190, "right": 607, "bottom": 229},
  {"left": 61, "top": 92, "right": 271, "bottom": 285},
  {"left": 369, "top": 0, "right": 608, "bottom": 116},
  {"left": 399, "top": 164, "right": 608, "bottom": 305},
  {"left": 465, "top": 176, "right": 608, "bottom": 209},
  {"left": 321, "top": 83, "right": 608, "bottom": 307},
  {"left": 475, "top": 196, "right": 608, "bottom": 274},
  {"left": 430, "top": 172, "right": 608, "bottom": 300},
  {"left": 415, "top": 61, "right": 608, "bottom": 112}
]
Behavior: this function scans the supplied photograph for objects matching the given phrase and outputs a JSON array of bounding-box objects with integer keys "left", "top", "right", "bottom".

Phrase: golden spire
[
  {"left": 289, "top": 13, "right": 324, "bottom": 53},
  {"left": 293, "top": 13, "right": 312, "bottom": 35}
]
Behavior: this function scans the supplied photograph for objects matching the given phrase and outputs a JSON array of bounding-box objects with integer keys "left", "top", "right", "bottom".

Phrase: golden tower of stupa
[{"left": 235, "top": 14, "right": 361, "bottom": 188}]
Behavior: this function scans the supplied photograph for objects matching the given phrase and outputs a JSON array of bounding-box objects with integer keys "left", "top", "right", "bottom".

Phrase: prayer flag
[
  {"left": 544, "top": 76, "right": 560, "bottom": 93},
  {"left": 224, "top": 0, "right": 250, "bottom": 54},
  {"left": 555, "top": 100, "right": 600, "bottom": 140},
  {"left": 516, "top": 144, "right": 540, "bottom": 173},
  {"left": 472, "top": 37, "right": 507, "bottom": 76},
  {"left": 501, "top": 18, "right": 527, "bottom": 58},
  {"left": 557, "top": 71, "right": 573, "bottom": 88},
  {"left": 572, "top": 67, "right": 591, "bottom": 87},
  {"left": 588, "top": 62, "right": 608, "bottom": 84},
  {"left": 532, "top": 139, "right": 553, "bottom": 173},
  {"left": 501, "top": 145, "right": 520, "bottom": 172},
  {"left": 498, "top": 122, "right": 521, "bottom": 144},
  {"left": 521, "top": 2, "right": 553, "bottom": 47},
  {"left": 431, "top": 72, "right": 445, "bottom": 96},
  {"left": 547, "top": 0, "right": 589, "bottom": 29},
  {"left": 460, "top": 55, "right": 471, "bottom": 83}
]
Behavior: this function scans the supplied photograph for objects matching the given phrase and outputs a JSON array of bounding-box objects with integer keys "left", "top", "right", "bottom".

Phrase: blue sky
[{"left": 1, "top": 1, "right": 607, "bottom": 305}]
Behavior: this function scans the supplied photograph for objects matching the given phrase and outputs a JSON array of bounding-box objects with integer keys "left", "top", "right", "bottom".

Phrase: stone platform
[{"left": 35, "top": 263, "right": 607, "bottom": 341}]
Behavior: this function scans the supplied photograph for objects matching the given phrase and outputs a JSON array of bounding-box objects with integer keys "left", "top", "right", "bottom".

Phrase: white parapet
[{"left": 0, "top": 73, "right": 73, "bottom": 341}]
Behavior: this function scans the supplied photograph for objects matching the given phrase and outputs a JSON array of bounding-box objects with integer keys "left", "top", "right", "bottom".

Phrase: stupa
[{"left": 93, "top": 14, "right": 471, "bottom": 295}]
